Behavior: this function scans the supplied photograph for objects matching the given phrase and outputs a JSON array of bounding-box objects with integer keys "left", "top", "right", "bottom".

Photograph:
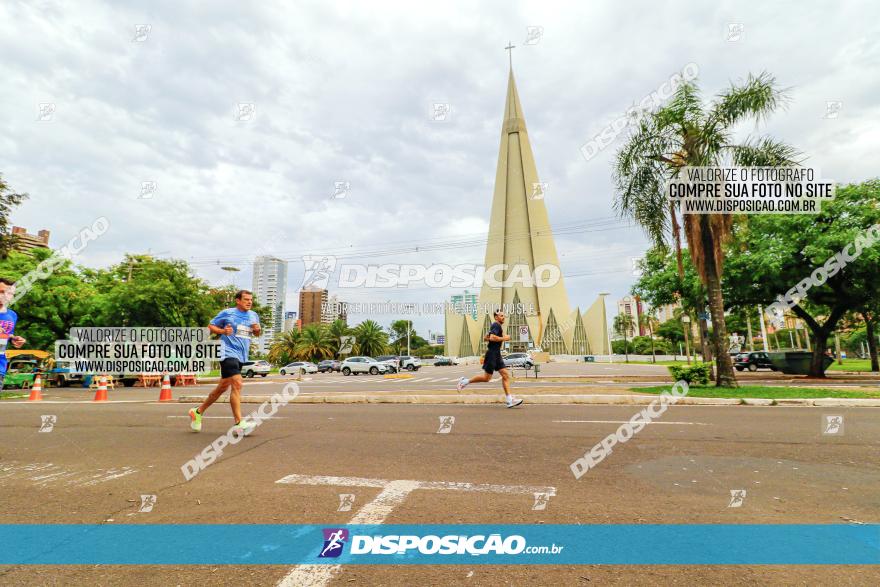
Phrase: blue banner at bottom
[{"left": 1, "top": 524, "right": 877, "bottom": 565}]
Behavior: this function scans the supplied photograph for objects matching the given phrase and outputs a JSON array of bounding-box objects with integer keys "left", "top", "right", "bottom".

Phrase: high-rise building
[
  {"left": 323, "top": 294, "right": 347, "bottom": 324},
  {"left": 616, "top": 295, "right": 645, "bottom": 338},
  {"left": 11, "top": 226, "right": 50, "bottom": 253},
  {"left": 450, "top": 290, "right": 479, "bottom": 320},
  {"left": 444, "top": 64, "right": 607, "bottom": 357},
  {"left": 283, "top": 311, "right": 298, "bottom": 332},
  {"left": 299, "top": 286, "right": 327, "bottom": 326},
  {"left": 252, "top": 256, "right": 288, "bottom": 352}
]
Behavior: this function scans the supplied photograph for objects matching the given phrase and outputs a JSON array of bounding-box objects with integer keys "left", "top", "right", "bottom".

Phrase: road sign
[{"left": 519, "top": 326, "right": 529, "bottom": 342}]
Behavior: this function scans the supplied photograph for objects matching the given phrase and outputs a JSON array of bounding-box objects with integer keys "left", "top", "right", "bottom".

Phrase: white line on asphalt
[
  {"left": 553, "top": 420, "right": 708, "bottom": 425},
  {"left": 275, "top": 473, "right": 555, "bottom": 586}
]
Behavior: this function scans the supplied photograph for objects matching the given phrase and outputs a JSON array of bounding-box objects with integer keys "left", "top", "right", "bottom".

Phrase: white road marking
[
  {"left": 166, "top": 415, "right": 289, "bottom": 419},
  {"left": 275, "top": 473, "right": 555, "bottom": 586},
  {"left": 553, "top": 419, "right": 708, "bottom": 426},
  {"left": 0, "top": 462, "right": 138, "bottom": 487}
]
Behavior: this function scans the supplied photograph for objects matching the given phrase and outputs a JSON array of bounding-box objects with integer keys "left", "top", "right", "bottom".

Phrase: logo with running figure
[
  {"left": 319, "top": 528, "right": 349, "bottom": 558},
  {"left": 301, "top": 255, "right": 338, "bottom": 289}
]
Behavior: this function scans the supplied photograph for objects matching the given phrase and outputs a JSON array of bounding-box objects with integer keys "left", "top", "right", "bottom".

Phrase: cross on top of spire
[{"left": 505, "top": 41, "right": 515, "bottom": 69}]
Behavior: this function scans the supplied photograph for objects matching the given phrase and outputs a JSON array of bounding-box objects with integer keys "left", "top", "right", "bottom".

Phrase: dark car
[
  {"left": 734, "top": 352, "right": 776, "bottom": 372},
  {"left": 433, "top": 356, "right": 455, "bottom": 366},
  {"left": 317, "top": 360, "right": 341, "bottom": 373}
]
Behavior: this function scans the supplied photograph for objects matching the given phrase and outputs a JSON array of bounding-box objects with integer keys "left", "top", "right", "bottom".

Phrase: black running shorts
[
  {"left": 482, "top": 351, "right": 506, "bottom": 374},
  {"left": 220, "top": 358, "right": 243, "bottom": 379}
]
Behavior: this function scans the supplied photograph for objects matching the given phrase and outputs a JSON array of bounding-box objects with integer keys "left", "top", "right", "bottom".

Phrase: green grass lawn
[
  {"left": 826, "top": 359, "right": 876, "bottom": 372},
  {"left": 633, "top": 384, "right": 880, "bottom": 399},
  {"left": 626, "top": 358, "right": 877, "bottom": 372},
  {"left": 0, "top": 392, "right": 29, "bottom": 400}
]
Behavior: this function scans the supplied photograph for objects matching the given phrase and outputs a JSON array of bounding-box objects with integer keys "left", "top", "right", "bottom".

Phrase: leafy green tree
[
  {"left": 723, "top": 180, "right": 880, "bottom": 376},
  {"left": 614, "top": 72, "right": 798, "bottom": 387},
  {"left": 0, "top": 174, "right": 28, "bottom": 259},
  {"left": 326, "top": 319, "right": 352, "bottom": 357},
  {"left": 656, "top": 317, "right": 685, "bottom": 350},
  {"left": 352, "top": 320, "right": 388, "bottom": 357},
  {"left": 268, "top": 329, "right": 301, "bottom": 366},
  {"left": 0, "top": 249, "right": 98, "bottom": 349},
  {"left": 613, "top": 313, "right": 635, "bottom": 362},
  {"left": 296, "top": 324, "right": 334, "bottom": 361},
  {"left": 89, "top": 255, "right": 217, "bottom": 327}
]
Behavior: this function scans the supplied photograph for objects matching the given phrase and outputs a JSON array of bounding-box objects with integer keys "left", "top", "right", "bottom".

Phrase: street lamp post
[{"left": 681, "top": 314, "right": 692, "bottom": 365}]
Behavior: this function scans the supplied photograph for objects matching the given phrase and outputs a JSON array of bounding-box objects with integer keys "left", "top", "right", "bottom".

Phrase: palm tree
[
  {"left": 613, "top": 72, "right": 799, "bottom": 387},
  {"left": 613, "top": 313, "right": 635, "bottom": 363},
  {"left": 295, "top": 324, "right": 335, "bottom": 361},
  {"left": 352, "top": 319, "right": 388, "bottom": 357},
  {"left": 267, "top": 329, "right": 301, "bottom": 366},
  {"left": 639, "top": 313, "right": 659, "bottom": 363},
  {"left": 326, "top": 319, "right": 352, "bottom": 357}
]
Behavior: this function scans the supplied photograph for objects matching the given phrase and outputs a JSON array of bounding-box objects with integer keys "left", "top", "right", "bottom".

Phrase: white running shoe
[
  {"left": 456, "top": 377, "right": 469, "bottom": 392},
  {"left": 506, "top": 396, "right": 524, "bottom": 408}
]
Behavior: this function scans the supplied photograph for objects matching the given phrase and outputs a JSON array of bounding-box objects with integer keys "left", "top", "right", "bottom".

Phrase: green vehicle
[{"left": 3, "top": 358, "right": 39, "bottom": 389}]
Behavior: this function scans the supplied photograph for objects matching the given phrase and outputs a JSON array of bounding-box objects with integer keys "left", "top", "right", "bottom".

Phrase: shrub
[{"left": 668, "top": 363, "right": 711, "bottom": 385}]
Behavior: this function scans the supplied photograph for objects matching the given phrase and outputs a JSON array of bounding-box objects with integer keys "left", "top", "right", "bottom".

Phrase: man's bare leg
[
  {"left": 468, "top": 371, "right": 491, "bottom": 384},
  {"left": 228, "top": 374, "right": 243, "bottom": 423},
  {"left": 499, "top": 368, "right": 511, "bottom": 397},
  {"left": 198, "top": 378, "right": 232, "bottom": 415}
]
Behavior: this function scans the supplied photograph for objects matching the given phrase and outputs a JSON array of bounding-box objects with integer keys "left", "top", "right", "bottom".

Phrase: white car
[
  {"left": 280, "top": 361, "right": 318, "bottom": 375},
  {"left": 341, "top": 356, "right": 392, "bottom": 376}
]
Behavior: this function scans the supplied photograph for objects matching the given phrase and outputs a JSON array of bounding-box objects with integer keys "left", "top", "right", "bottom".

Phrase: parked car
[
  {"left": 241, "top": 360, "right": 272, "bottom": 377},
  {"left": 317, "top": 360, "right": 341, "bottom": 373},
  {"left": 398, "top": 355, "right": 421, "bottom": 371},
  {"left": 734, "top": 352, "right": 776, "bottom": 372},
  {"left": 48, "top": 360, "right": 87, "bottom": 388},
  {"left": 280, "top": 361, "right": 318, "bottom": 375},
  {"left": 503, "top": 352, "right": 535, "bottom": 369},
  {"left": 433, "top": 356, "right": 455, "bottom": 366},
  {"left": 377, "top": 355, "right": 400, "bottom": 373},
  {"left": 340, "top": 356, "right": 392, "bottom": 376}
]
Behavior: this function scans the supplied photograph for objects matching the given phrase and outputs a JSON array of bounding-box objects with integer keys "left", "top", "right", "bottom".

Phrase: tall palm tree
[
  {"left": 613, "top": 72, "right": 799, "bottom": 387},
  {"left": 326, "top": 319, "right": 352, "bottom": 357},
  {"left": 267, "top": 329, "right": 302, "bottom": 366},
  {"left": 613, "top": 313, "right": 635, "bottom": 363},
  {"left": 295, "top": 324, "right": 335, "bottom": 361},
  {"left": 639, "top": 313, "right": 659, "bottom": 363},
  {"left": 352, "top": 319, "right": 388, "bottom": 357}
]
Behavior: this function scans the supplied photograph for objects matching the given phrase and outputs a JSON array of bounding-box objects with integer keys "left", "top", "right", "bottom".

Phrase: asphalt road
[{"left": 1, "top": 395, "right": 878, "bottom": 585}]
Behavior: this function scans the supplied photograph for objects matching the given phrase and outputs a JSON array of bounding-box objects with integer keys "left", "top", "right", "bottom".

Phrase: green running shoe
[
  {"left": 232, "top": 419, "right": 256, "bottom": 435},
  {"left": 189, "top": 408, "right": 202, "bottom": 432}
]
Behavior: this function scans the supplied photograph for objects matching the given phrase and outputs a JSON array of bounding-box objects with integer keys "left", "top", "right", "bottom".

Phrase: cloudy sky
[{"left": 2, "top": 0, "right": 878, "bottom": 336}]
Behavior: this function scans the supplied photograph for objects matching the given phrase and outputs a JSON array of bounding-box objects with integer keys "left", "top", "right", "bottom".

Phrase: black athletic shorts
[
  {"left": 220, "top": 358, "right": 243, "bottom": 379},
  {"left": 482, "top": 351, "right": 506, "bottom": 374}
]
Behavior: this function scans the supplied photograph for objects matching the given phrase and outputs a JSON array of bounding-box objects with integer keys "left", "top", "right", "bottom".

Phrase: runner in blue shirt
[
  {"left": 0, "top": 278, "right": 27, "bottom": 392},
  {"left": 188, "top": 290, "right": 261, "bottom": 433}
]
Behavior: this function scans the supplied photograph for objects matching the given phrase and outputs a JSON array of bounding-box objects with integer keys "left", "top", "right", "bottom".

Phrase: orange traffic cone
[
  {"left": 158, "top": 373, "right": 173, "bottom": 402},
  {"left": 93, "top": 375, "right": 108, "bottom": 402},
  {"left": 28, "top": 374, "right": 43, "bottom": 401}
]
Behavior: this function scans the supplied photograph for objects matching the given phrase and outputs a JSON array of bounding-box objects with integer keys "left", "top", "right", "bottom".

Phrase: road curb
[{"left": 175, "top": 394, "right": 880, "bottom": 406}]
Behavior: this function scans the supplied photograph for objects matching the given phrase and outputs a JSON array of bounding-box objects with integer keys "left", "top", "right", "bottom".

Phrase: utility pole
[
  {"left": 834, "top": 331, "right": 843, "bottom": 365},
  {"left": 746, "top": 316, "right": 754, "bottom": 351},
  {"left": 407, "top": 320, "right": 411, "bottom": 356},
  {"left": 757, "top": 306, "right": 769, "bottom": 353}
]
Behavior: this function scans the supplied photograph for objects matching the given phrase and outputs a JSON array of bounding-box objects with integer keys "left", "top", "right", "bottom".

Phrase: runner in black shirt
[{"left": 456, "top": 310, "right": 523, "bottom": 407}]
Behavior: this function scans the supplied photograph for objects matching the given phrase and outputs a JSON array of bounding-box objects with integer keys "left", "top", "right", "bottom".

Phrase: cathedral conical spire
[
  {"left": 444, "top": 65, "right": 609, "bottom": 358},
  {"left": 477, "top": 65, "right": 571, "bottom": 350}
]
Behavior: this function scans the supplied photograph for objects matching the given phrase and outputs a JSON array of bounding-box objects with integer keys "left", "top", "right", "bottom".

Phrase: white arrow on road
[{"left": 275, "top": 473, "right": 556, "bottom": 586}]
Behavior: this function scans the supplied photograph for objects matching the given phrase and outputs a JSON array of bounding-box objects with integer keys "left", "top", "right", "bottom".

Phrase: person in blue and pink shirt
[{"left": 0, "top": 278, "right": 27, "bottom": 391}]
